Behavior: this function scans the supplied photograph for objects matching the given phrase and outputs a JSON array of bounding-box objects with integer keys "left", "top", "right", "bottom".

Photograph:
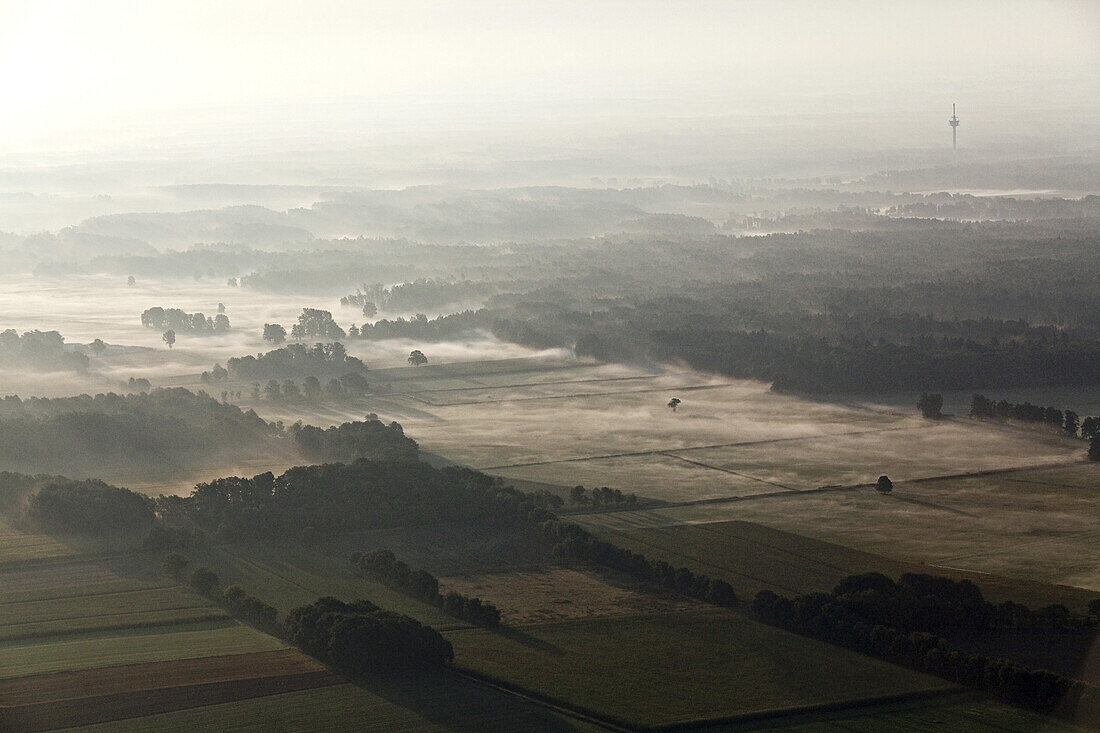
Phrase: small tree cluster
[
  {"left": 199, "top": 364, "right": 229, "bottom": 383},
  {"left": 142, "top": 307, "right": 229, "bottom": 334},
  {"left": 285, "top": 597, "right": 453, "bottom": 674},
  {"left": 568, "top": 485, "right": 638, "bottom": 507},
  {"left": 917, "top": 392, "right": 943, "bottom": 419}
]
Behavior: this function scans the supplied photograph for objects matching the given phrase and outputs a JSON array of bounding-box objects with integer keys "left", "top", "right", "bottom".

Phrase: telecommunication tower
[{"left": 949, "top": 104, "right": 960, "bottom": 150}]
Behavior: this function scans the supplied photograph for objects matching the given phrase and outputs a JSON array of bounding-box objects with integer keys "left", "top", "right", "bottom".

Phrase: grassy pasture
[
  {"left": 63, "top": 677, "right": 603, "bottom": 732},
  {"left": 671, "top": 419, "right": 1080, "bottom": 492},
  {"left": 1, "top": 586, "right": 214, "bottom": 626},
  {"left": 184, "top": 541, "right": 458, "bottom": 628},
  {"left": 715, "top": 694, "right": 1095, "bottom": 732},
  {"left": 619, "top": 463, "right": 1100, "bottom": 593},
  {"left": 446, "top": 610, "right": 953, "bottom": 729},
  {"left": 0, "top": 649, "right": 338, "bottom": 732},
  {"left": 572, "top": 518, "right": 1100, "bottom": 612},
  {"left": 249, "top": 359, "right": 1084, "bottom": 508},
  {"left": 0, "top": 621, "right": 286, "bottom": 679},
  {"left": 0, "top": 546, "right": 229, "bottom": 640},
  {"left": 0, "top": 555, "right": 169, "bottom": 604},
  {"left": 438, "top": 566, "right": 702, "bottom": 625},
  {"left": 493, "top": 452, "right": 789, "bottom": 503},
  {"left": 0, "top": 516, "right": 80, "bottom": 564},
  {"left": 326, "top": 522, "right": 553, "bottom": 576}
]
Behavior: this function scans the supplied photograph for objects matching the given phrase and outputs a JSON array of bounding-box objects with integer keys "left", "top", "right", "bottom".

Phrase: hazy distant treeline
[
  {"left": 0, "top": 329, "right": 88, "bottom": 372},
  {"left": 0, "top": 389, "right": 416, "bottom": 477}
]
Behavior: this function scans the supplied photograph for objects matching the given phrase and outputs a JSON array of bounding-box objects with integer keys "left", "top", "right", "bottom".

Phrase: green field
[
  {"left": 572, "top": 518, "right": 1100, "bottom": 611},
  {"left": 710, "top": 694, "right": 1097, "bottom": 732},
  {"left": 241, "top": 359, "right": 1086, "bottom": 510},
  {"left": 595, "top": 462, "right": 1100, "bottom": 593},
  {"left": 325, "top": 522, "right": 553, "bottom": 576},
  {"left": 63, "top": 677, "right": 603, "bottom": 732},
  {"left": 0, "top": 621, "right": 285, "bottom": 679},
  {"left": 183, "top": 540, "right": 459, "bottom": 628},
  {"left": 446, "top": 610, "right": 953, "bottom": 728},
  {"left": 0, "top": 555, "right": 171, "bottom": 604},
  {"left": 0, "top": 516, "right": 81, "bottom": 564}
]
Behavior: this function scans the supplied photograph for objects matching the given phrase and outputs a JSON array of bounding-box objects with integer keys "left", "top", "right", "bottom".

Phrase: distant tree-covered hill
[{"left": 0, "top": 388, "right": 416, "bottom": 478}]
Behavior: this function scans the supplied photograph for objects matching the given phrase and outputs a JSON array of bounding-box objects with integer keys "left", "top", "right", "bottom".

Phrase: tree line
[
  {"left": 248, "top": 373, "right": 368, "bottom": 402},
  {"left": 350, "top": 549, "right": 501, "bottom": 627},
  {"left": 161, "top": 460, "right": 558, "bottom": 543},
  {"left": 540, "top": 519, "right": 738, "bottom": 608},
  {"left": 970, "top": 394, "right": 1100, "bottom": 460},
  {"left": 751, "top": 575, "right": 1099, "bottom": 718},
  {"left": 141, "top": 307, "right": 230, "bottom": 334},
  {"left": 0, "top": 329, "right": 88, "bottom": 372},
  {"left": 0, "top": 390, "right": 417, "bottom": 480}
]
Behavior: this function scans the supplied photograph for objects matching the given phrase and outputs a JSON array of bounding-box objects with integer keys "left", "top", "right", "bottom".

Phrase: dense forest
[{"left": 160, "top": 460, "right": 558, "bottom": 541}]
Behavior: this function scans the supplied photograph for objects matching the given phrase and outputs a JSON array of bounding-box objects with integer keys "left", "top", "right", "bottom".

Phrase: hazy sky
[{"left": 0, "top": 0, "right": 1097, "bottom": 153}]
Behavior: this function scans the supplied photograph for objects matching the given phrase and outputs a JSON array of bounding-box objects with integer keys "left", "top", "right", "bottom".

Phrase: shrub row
[
  {"left": 539, "top": 520, "right": 738, "bottom": 607},
  {"left": 350, "top": 549, "right": 501, "bottom": 627},
  {"left": 752, "top": 581, "right": 1098, "bottom": 718}
]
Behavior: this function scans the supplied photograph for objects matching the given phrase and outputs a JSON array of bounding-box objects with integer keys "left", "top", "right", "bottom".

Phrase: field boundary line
[
  {"left": 0, "top": 618, "right": 240, "bottom": 651},
  {"left": 477, "top": 425, "right": 919, "bottom": 470},
  {"left": 657, "top": 452, "right": 798, "bottom": 491},
  {"left": 567, "top": 458, "right": 1083, "bottom": 518},
  {"left": 0, "top": 583, "right": 191, "bottom": 608},
  {"left": 449, "top": 664, "right": 640, "bottom": 732},
  {"left": 650, "top": 687, "right": 966, "bottom": 731}
]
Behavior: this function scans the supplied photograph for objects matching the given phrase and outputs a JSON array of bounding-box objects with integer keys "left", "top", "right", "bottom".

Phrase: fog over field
[{"left": 1, "top": 2, "right": 1100, "bottom": 731}]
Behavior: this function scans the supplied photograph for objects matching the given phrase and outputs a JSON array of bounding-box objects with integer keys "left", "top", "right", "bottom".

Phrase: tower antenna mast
[{"left": 949, "top": 103, "right": 960, "bottom": 150}]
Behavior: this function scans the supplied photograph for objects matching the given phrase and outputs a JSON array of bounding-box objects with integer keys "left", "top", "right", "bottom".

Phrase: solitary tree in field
[
  {"left": 408, "top": 349, "right": 428, "bottom": 366},
  {"left": 917, "top": 392, "right": 943, "bottom": 419},
  {"left": 668, "top": 397, "right": 681, "bottom": 412},
  {"left": 263, "top": 323, "right": 287, "bottom": 344},
  {"left": 162, "top": 329, "right": 176, "bottom": 349},
  {"left": 127, "top": 275, "right": 135, "bottom": 286},
  {"left": 876, "top": 475, "right": 894, "bottom": 493},
  {"left": 89, "top": 338, "right": 107, "bottom": 356}
]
